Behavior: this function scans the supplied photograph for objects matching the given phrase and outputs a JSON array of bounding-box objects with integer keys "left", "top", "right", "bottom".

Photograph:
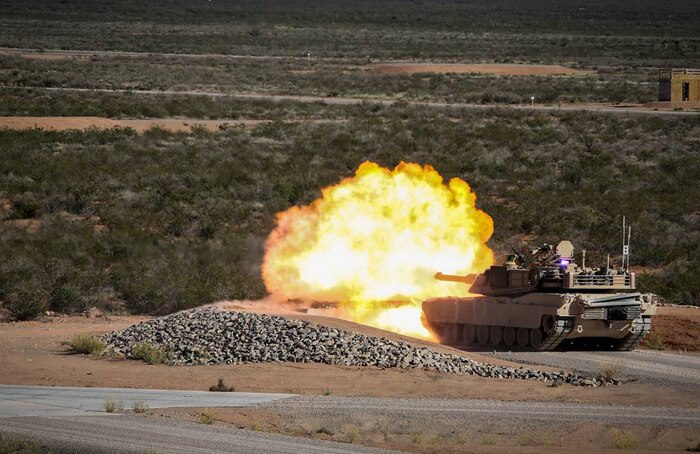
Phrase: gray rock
[{"left": 103, "top": 308, "right": 614, "bottom": 387}]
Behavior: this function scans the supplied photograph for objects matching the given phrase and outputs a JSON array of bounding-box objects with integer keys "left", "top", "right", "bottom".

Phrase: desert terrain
[
  {"left": 0, "top": 305, "right": 698, "bottom": 453},
  {"left": 0, "top": 306, "right": 695, "bottom": 403},
  {"left": 1, "top": 0, "right": 699, "bottom": 453}
]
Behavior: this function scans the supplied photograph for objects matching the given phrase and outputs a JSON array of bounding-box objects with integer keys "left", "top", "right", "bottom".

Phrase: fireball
[{"left": 262, "top": 161, "right": 494, "bottom": 339}]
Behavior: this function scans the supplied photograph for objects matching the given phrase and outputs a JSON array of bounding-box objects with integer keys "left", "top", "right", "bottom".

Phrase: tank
[{"left": 422, "top": 240, "right": 657, "bottom": 351}]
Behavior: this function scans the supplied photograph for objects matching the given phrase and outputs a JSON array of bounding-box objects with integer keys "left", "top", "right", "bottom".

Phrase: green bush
[
  {"left": 104, "top": 399, "right": 124, "bottom": 413},
  {"left": 209, "top": 378, "right": 234, "bottom": 392},
  {"left": 130, "top": 343, "right": 171, "bottom": 365},
  {"left": 0, "top": 435, "right": 46, "bottom": 454},
  {"left": 199, "top": 413, "right": 214, "bottom": 425},
  {"left": 609, "top": 428, "right": 637, "bottom": 450},
  {"left": 8, "top": 193, "right": 40, "bottom": 219},
  {"left": 3, "top": 286, "right": 50, "bottom": 321},
  {"left": 50, "top": 284, "right": 84, "bottom": 313},
  {"left": 132, "top": 400, "right": 149, "bottom": 413},
  {"left": 69, "top": 334, "right": 106, "bottom": 355},
  {"left": 0, "top": 107, "right": 698, "bottom": 322}
]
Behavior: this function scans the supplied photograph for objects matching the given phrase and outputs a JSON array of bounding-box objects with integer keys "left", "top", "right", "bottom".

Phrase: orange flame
[{"left": 262, "top": 161, "right": 494, "bottom": 340}]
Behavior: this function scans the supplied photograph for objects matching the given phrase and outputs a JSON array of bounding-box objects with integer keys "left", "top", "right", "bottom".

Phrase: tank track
[
  {"left": 537, "top": 318, "right": 572, "bottom": 351},
  {"left": 615, "top": 316, "right": 652, "bottom": 351},
  {"left": 435, "top": 318, "right": 572, "bottom": 351}
]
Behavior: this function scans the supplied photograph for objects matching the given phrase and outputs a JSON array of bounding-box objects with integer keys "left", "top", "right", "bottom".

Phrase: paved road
[
  {"left": 0, "top": 415, "right": 399, "bottom": 454},
  {"left": 5, "top": 85, "right": 698, "bottom": 117},
  {"left": 479, "top": 349, "right": 700, "bottom": 388},
  {"left": 264, "top": 395, "right": 700, "bottom": 426},
  {"left": 0, "top": 385, "right": 294, "bottom": 417}
]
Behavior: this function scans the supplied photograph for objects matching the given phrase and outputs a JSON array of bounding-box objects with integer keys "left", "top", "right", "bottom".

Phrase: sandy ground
[
  {"left": 0, "top": 116, "right": 268, "bottom": 133},
  {"left": 644, "top": 101, "right": 700, "bottom": 110},
  {"left": 371, "top": 63, "right": 586, "bottom": 76},
  {"left": 647, "top": 306, "right": 700, "bottom": 351},
  {"left": 0, "top": 116, "right": 345, "bottom": 133},
  {"left": 0, "top": 310, "right": 697, "bottom": 409}
]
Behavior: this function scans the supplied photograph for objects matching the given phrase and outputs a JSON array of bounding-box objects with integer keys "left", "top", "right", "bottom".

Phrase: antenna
[
  {"left": 621, "top": 216, "right": 631, "bottom": 272},
  {"left": 626, "top": 225, "right": 632, "bottom": 272},
  {"left": 621, "top": 216, "right": 626, "bottom": 270}
]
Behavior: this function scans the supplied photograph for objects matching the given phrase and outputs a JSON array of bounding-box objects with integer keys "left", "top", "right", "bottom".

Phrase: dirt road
[
  {"left": 372, "top": 63, "right": 586, "bottom": 76},
  {"left": 2, "top": 388, "right": 698, "bottom": 453},
  {"left": 6, "top": 86, "right": 698, "bottom": 117},
  {"left": 0, "top": 116, "right": 344, "bottom": 132},
  {"left": 0, "top": 385, "right": 293, "bottom": 417},
  {"left": 0, "top": 47, "right": 332, "bottom": 62},
  {"left": 0, "top": 415, "right": 398, "bottom": 454},
  {"left": 0, "top": 116, "right": 268, "bottom": 132},
  {"left": 264, "top": 395, "right": 700, "bottom": 425}
]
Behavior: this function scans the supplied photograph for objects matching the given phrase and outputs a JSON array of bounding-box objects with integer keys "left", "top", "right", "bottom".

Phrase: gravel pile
[{"left": 104, "top": 308, "right": 614, "bottom": 386}]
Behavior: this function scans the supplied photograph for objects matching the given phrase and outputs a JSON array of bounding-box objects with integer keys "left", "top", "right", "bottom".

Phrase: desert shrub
[
  {"left": 642, "top": 333, "right": 666, "bottom": 350},
  {"left": 8, "top": 193, "right": 40, "bottom": 219},
  {"left": 50, "top": 283, "right": 84, "bottom": 313},
  {"left": 599, "top": 363, "right": 624, "bottom": 381},
  {"left": 0, "top": 248, "right": 47, "bottom": 301},
  {"left": 130, "top": 343, "right": 171, "bottom": 365},
  {"left": 1, "top": 285, "right": 50, "bottom": 321},
  {"left": 199, "top": 413, "right": 214, "bottom": 425},
  {"left": 0, "top": 107, "right": 698, "bottom": 322},
  {"left": 132, "top": 400, "right": 149, "bottom": 413},
  {"left": 0, "top": 435, "right": 45, "bottom": 454},
  {"left": 103, "top": 399, "right": 123, "bottom": 413},
  {"left": 69, "top": 334, "right": 106, "bottom": 355},
  {"left": 209, "top": 378, "right": 234, "bottom": 392},
  {"left": 609, "top": 428, "right": 637, "bottom": 450}
]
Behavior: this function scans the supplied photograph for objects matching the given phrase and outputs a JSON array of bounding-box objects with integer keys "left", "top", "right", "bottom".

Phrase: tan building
[{"left": 658, "top": 69, "right": 700, "bottom": 102}]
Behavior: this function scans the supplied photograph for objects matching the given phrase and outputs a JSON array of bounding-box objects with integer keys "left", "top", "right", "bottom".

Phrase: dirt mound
[{"left": 372, "top": 63, "right": 586, "bottom": 76}]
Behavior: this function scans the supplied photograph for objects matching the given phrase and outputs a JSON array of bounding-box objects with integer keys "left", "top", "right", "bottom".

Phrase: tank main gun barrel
[{"left": 434, "top": 272, "right": 477, "bottom": 285}]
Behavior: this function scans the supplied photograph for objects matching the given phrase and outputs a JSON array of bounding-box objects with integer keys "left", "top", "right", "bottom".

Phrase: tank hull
[{"left": 422, "top": 292, "right": 656, "bottom": 351}]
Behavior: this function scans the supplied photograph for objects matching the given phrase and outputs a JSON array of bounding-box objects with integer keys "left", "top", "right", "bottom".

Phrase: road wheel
[
  {"left": 462, "top": 324, "right": 476, "bottom": 345},
  {"left": 529, "top": 328, "right": 543, "bottom": 349},
  {"left": 516, "top": 328, "right": 529, "bottom": 348},
  {"left": 442, "top": 323, "right": 459, "bottom": 344},
  {"left": 476, "top": 325, "right": 490, "bottom": 345},
  {"left": 503, "top": 327, "right": 516, "bottom": 348},
  {"left": 489, "top": 326, "right": 503, "bottom": 346}
]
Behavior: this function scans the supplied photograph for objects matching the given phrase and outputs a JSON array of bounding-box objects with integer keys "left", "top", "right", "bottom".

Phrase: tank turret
[{"left": 436, "top": 240, "right": 636, "bottom": 296}]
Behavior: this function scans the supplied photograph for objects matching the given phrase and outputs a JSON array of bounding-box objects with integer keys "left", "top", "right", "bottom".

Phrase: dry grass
[
  {"left": 609, "top": 428, "right": 638, "bottom": 450},
  {"left": 199, "top": 413, "right": 214, "bottom": 425},
  {"left": 643, "top": 333, "right": 667, "bottom": 350},
  {"left": 103, "top": 399, "right": 123, "bottom": 413},
  {"left": 69, "top": 334, "right": 106, "bottom": 355},
  {"left": 130, "top": 343, "right": 171, "bottom": 365},
  {"left": 132, "top": 400, "right": 149, "bottom": 413},
  {"left": 599, "top": 363, "right": 624, "bottom": 381}
]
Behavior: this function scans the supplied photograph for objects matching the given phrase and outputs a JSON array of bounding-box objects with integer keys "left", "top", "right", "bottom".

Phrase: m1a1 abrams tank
[{"left": 422, "top": 236, "right": 658, "bottom": 351}]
